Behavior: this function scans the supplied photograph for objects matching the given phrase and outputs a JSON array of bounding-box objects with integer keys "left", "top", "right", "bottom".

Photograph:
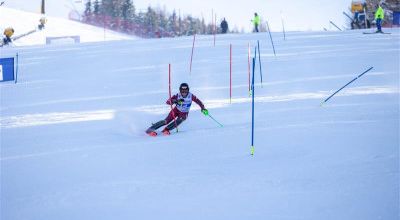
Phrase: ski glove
[
  {"left": 177, "top": 99, "right": 184, "bottom": 105},
  {"left": 173, "top": 99, "right": 184, "bottom": 105},
  {"left": 201, "top": 109, "right": 209, "bottom": 116}
]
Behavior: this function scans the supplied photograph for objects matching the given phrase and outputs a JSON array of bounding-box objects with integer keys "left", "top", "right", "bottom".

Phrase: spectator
[
  {"left": 374, "top": 4, "right": 384, "bottom": 33},
  {"left": 251, "top": 13, "right": 260, "bottom": 32},
  {"left": 220, "top": 18, "right": 228, "bottom": 34}
]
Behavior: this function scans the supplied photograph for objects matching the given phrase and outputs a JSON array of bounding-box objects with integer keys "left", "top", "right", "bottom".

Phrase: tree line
[{"left": 83, "top": 0, "right": 222, "bottom": 38}]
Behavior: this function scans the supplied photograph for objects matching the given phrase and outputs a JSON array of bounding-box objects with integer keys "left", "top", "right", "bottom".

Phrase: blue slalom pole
[
  {"left": 250, "top": 57, "right": 256, "bottom": 156},
  {"left": 321, "top": 67, "right": 373, "bottom": 105},
  {"left": 257, "top": 40, "right": 263, "bottom": 87},
  {"left": 266, "top": 21, "right": 276, "bottom": 57}
]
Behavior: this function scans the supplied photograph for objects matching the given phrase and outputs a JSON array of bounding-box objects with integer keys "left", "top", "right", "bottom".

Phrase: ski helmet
[{"left": 179, "top": 83, "right": 189, "bottom": 92}]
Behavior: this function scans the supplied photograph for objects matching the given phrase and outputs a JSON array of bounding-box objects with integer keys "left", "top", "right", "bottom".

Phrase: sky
[{"left": 2, "top": 0, "right": 351, "bottom": 32}]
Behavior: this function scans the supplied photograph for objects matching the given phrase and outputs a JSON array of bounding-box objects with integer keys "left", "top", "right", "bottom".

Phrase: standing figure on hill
[
  {"left": 38, "top": 17, "right": 47, "bottom": 30},
  {"left": 146, "top": 83, "right": 209, "bottom": 136},
  {"left": 374, "top": 4, "right": 384, "bottom": 33},
  {"left": 220, "top": 18, "right": 229, "bottom": 34},
  {"left": 2, "top": 27, "right": 14, "bottom": 45},
  {"left": 251, "top": 12, "right": 260, "bottom": 32}
]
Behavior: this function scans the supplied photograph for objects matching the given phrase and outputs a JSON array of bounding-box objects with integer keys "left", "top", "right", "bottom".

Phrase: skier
[
  {"left": 220, "top": 18, "right": 228, "bottom": 34},
  {"left": 146, "top": 83, "right": 209, "bottom": 136},
  {"left": 251, "top": 13, "right": 260, "bottom": 32},
  {"left": 2, "top": 27, "right": 14, "bottom": 45},
  {"left": 374, "top": 4, "right": 384, "bottom": 33}
]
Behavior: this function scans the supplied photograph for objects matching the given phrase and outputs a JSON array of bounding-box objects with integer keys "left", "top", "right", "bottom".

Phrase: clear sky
[{"left": 3, "top": 0, "right": 351, "bottom": 32}]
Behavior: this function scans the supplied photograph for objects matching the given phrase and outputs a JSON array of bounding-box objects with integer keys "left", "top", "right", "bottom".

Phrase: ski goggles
[{"left": 180, "top": 87, "right": 189, "bottom": 93}]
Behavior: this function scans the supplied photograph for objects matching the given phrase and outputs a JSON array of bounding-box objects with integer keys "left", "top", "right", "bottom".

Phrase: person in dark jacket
[
  {"left": 2, "top": 27, "right": 14, "bottom": 45},
  {"left": 220, "top": 18, "right": 228, "bottom": 33},
  {"left": 146, "top": 83, "right": 208, "bottom": 136}
]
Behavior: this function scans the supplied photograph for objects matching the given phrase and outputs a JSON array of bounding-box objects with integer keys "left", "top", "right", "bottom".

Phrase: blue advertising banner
[{"left": 0, "top": 57, "right": 15, "bottom": 82}]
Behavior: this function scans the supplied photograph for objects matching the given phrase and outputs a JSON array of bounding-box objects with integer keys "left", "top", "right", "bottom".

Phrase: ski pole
[
  {"left": 207, "top": 114, "right": 223, "bottom": 127},
  {"left": 321, "top": 66, "right": 373, "bottom": 106}
]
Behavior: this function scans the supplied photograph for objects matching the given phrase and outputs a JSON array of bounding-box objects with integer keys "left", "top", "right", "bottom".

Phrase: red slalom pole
[
  {"left": 189, "top": 34, "right": 196, "bottom": 73},
  {"left": 248, "top": 43, "right": 251, "bottom": 93},
  {"left": 168, "top": 64, "right": 178, "bottom": 132},
  {"left": 214, "top": 13, "right": 216, "bottom": 46},
  {"left": 230, "top": 44, "right": 232, "bottom": 103}
]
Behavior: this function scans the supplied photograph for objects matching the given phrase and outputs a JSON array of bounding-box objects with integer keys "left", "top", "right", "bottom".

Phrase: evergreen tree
[
  {"left": 121, "top": 0, "right": 135, "bottom": 20},
  {"left": 146, "top": 6, "right": 158, "bottom": 35},
  {"left": 84, "top": 0, "right": 92, "bottom": 16},
  {"left": 93, "top": 0, "right": 100, "bottom": 16},
  {"left": 120, "top": 0, "right": 135, "bottom": 32},
  {"left": 83, "top": 0, "right": 92, "bottom": 22},
  {"left": 81, "top": 0, "right": 218, "bottom": 38}
]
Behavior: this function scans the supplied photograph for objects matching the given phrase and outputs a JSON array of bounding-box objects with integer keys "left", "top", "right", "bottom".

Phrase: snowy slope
[
  {"left": 1, "top": 28, "right": 399, "bottom": 220},
  {"left": 0, "top": 7, "right": 135, "bottom": 47}
]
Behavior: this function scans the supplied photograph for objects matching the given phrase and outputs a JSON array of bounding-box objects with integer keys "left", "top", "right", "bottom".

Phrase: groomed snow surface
[
  {"left": 0, "top": 7, "right": 135, "bottom": 47},
  {"left": 1, "top": 26, "right": 399, "bottom": 219}
]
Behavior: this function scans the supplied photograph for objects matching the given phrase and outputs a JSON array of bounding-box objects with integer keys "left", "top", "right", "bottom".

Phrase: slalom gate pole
[
  {"left": 250, "top": 57, "right": 256, "bottom": 156},
  {"left": 257, "top": 40, "right": 263, "bottom": 87},
  {"left": 321, "top": 67, "right": 373, "bottom": 106},
  {"left": 230, "top": 44, "right": 232, "bottom": 103},
  {"left": 168, "top": 64, "right": 178, "bottom": 132},
  {"left": 330, "top": 21, "right": 342, "bottom": 31},
  {"left": 189, "top": 34, "right": 196, "bottom": 73},
  {"left": 281, "top": 13, "right": 286, "bottom": 40},
  {"left": 248, "top": 43, "right": 251, "bottom": 94},
  {"left": 266, "top": 21, "right": 276, "bottom": 57},
  {"left": 363, "top": 8, "right": 368, "bottom": 29},
  {"left": 15, "top": 53, "right": 19, "bottom": 84},
  {"left": 207, "top": 113, "right": 223, "bottom": 127},
  {"left": 211, "top": 9, "right": 214, "bottom": 46},
  {"left": 214, "top": 13, "right": 216, "bottom": 46}
]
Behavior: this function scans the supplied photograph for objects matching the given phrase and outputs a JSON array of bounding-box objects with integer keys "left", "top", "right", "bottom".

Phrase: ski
[
  {"left": 145, "top": 130, "right": 173, "bottom": 137},
  {"left": 363, "top": 32, "right": 391, "bottom": 34}
]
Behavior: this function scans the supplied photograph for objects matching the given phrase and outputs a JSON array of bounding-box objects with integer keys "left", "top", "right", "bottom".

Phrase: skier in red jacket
[{"left": 146, "top": 83, "right": 208, "bottom": 136}]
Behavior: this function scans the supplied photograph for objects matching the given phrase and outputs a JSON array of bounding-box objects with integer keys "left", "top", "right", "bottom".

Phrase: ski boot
[
  {"left": 162, "top": 128, "right": 170, "bottom": 136},
  {"left": 146, "top": 129, "right": 157, "bottom": 137}
]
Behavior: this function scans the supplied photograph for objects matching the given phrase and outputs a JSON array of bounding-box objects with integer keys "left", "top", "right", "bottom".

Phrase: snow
[
  {"left": 1, "top": 13, "right": 399, "bottom": 220},
  {"left": 0, "top": 7, "right": 135, "bottom": 47}
]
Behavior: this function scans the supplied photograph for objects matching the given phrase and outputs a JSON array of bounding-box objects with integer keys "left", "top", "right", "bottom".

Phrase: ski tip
[{"left": 146, "top": 131, "right": 157, "bottom": 137}]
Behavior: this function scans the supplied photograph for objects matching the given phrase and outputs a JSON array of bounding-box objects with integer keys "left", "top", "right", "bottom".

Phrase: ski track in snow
[{"left": 1, "top": 85, "right": 397, "bottom": 128}]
